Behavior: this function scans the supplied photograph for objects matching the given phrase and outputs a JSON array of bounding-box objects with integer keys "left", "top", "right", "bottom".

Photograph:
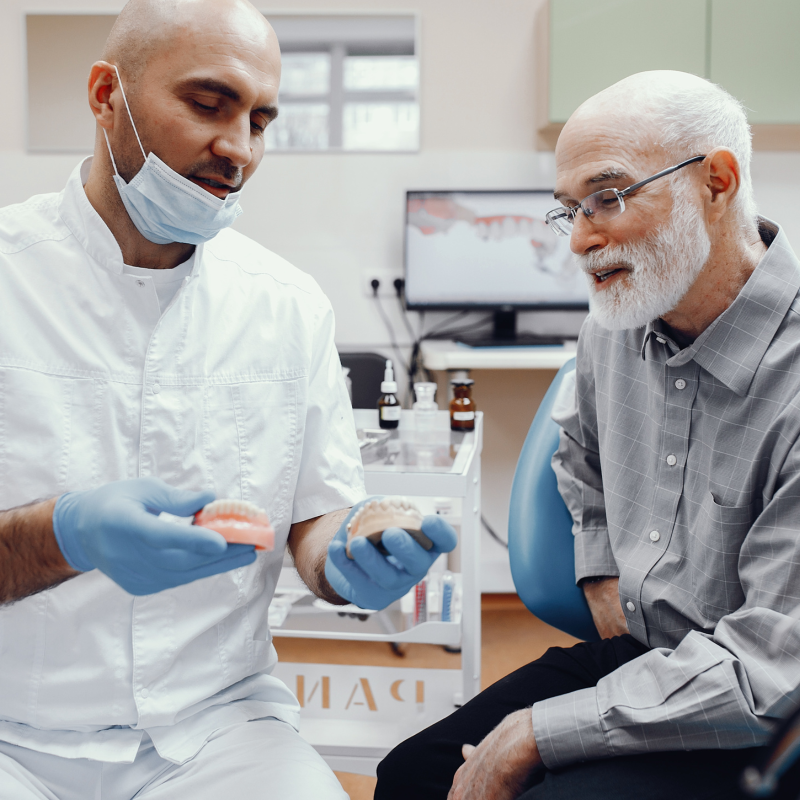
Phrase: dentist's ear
[{"left": 88, "top": 61, "right": 118, "bottom": 131}]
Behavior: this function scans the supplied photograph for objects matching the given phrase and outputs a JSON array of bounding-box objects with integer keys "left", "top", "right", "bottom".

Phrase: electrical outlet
[{"left": 363, "top": 269, "right": 401, "bottom": 298}]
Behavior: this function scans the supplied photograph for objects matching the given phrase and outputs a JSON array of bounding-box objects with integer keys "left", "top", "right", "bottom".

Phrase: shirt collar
[
  {"left": 57, "top": 157, "right": 203, "bottom": 277},
  {"left": 640, "top": 218, "right": 800, "bottom": 396}
]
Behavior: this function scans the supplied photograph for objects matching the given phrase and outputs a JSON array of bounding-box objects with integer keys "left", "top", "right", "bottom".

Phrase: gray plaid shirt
[{"left": 533, "top": 219, "right": 800, "bottom": 769}]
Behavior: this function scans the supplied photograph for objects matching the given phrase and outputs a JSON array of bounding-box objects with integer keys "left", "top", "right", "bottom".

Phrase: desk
[{"left": 420, "top": 339, "right": 577, "bottom": 371}]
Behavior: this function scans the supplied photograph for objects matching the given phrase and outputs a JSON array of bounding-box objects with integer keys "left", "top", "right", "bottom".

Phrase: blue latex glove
[
  {"left": 52, "top": 477, "right": 256, "bottom": 596},
  {"left": 325, "top": 499, "right": 458, "bottom": 610}
]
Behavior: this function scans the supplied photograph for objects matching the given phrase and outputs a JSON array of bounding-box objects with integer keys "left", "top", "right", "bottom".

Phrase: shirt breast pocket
[{"left": 690, "top": 490, "right": 752, "bottom": 625}]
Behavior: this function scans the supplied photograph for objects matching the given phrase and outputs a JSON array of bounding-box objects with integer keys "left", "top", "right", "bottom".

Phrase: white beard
[{"left": 578, "top": 188, "right": 712, "bottom": 331}]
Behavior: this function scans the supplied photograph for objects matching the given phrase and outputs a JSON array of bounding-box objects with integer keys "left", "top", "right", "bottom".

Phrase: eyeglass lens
[
  {"left": 583, "top": 189, "right": 623, "bottom": 220},
  {"left": 546, "top": 189, "right": 624, "bottom": 236}
]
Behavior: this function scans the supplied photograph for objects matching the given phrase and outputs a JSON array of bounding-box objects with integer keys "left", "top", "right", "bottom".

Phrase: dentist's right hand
[{"left": 52, "top": 477, "right": 256, "bottom": 596}]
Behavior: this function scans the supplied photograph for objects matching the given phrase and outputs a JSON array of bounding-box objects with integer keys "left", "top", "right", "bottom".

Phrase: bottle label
[
  {"left": 381, "top": 406, "right": 401, "bottom": 421},
  {"left": 453, "top": 411, "right": 475, "bottom": 421}
]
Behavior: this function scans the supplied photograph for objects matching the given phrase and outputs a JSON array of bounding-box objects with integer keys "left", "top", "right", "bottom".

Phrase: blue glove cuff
[{"left": 52, "top": 492, "right": 94, "bottom": 572}]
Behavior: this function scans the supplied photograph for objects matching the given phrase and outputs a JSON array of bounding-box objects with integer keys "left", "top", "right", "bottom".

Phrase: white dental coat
[{"left": 0, "top": 159, "right": 365, "bottom": 765}]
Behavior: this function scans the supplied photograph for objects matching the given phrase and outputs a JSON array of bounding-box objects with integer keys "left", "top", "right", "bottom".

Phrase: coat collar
[{"left": 57, "top": 157, "right": 203, "bottom": 276}]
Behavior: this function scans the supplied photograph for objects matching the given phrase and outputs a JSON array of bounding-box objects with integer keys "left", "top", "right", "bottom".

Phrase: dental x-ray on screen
[{"left": 404, "top": 190, "right": 589, "bottom": 309}]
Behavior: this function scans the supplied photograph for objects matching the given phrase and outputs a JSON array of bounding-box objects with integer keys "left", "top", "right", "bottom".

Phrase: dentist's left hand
[{"left": 325, "top": 499, "right": 458, "bottom": 610}]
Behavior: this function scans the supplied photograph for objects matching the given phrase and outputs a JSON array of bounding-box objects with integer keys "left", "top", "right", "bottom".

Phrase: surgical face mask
[{"left": 103, "top": 66, "right": 243, "bottom": 245}]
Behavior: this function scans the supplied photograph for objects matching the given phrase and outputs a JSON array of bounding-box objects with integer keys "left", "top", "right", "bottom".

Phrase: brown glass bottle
[
  {"left": 450, "top": 378, "right": 476, "bottom": 431},
  {"left": 378, "top": 359, "right": 401, "bottom": 429},
  {"left": 378, "top": 392, "right": 401, "bottom": 429}
]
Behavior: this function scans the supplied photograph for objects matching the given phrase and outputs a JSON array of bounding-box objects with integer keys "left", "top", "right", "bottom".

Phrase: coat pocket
[{"left": 201, "top": 379, "right": 300, "bottom": 537}]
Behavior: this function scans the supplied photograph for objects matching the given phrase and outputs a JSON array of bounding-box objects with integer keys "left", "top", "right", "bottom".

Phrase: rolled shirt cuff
[
  {"left": 573, "top": 527, "right": 619, "bottom": 585},
  {"left": 531, "top": 687, "right": 611, "bottom": 769}
]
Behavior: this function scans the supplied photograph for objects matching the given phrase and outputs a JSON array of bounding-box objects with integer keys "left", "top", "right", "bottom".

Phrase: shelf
[
  {"left": 353, "top": 408, "right": 481, "bottom": 497},
  {"left": 420, "top": 339, "right": 576, "bottom": 371},
  {"left": 275, "top": 604, "right": 461, "bottom": 646}
]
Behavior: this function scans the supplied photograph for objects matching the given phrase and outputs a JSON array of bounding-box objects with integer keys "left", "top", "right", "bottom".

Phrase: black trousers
[{"left": 375, "top": 635, "right": 766, "bottom": 800}]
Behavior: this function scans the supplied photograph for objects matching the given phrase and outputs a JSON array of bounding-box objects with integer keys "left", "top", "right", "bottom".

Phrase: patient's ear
[{"left": 703, "top": 147, "right": 741, "bottom": 226}]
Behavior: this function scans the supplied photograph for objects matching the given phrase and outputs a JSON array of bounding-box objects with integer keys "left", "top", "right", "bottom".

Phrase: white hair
[{"left": 652, "top": 78, "right": 758, "bottom": 230}]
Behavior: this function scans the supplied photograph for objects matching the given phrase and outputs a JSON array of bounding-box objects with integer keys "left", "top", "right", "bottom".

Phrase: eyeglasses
[{"left": 545, "top": 155, "right": 707, "bottom": 237}]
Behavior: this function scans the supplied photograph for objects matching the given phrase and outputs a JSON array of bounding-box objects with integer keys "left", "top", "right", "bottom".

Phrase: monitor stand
[{"left": 454, "top": 310, "right": 566, "bottom": 348}]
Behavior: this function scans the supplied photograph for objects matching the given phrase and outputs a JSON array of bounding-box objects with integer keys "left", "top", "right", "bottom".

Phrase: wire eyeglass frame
[{"left": 545, "top": 155, "right": 707, "bottom": 236}]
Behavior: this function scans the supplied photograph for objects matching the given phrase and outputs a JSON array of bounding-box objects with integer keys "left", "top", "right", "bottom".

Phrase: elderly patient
[{"left": 376, "top": 71, "right": 800, "bottom": 800}]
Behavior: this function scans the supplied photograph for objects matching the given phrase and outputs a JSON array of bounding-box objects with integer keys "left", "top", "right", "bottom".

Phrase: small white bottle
[{"left": 413, "top": 382, "right": 438, "bottom": 430}]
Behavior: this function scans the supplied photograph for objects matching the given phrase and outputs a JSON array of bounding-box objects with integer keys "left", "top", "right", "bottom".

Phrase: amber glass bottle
[
  {"left": 378, "top": 359, "right": 401, "bottom": 429},
  {"left": 449, "top": 378, "right": 476, "bottom": 431}
]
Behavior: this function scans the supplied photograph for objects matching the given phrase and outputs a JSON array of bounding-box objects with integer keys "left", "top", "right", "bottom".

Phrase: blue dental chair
[{"left": 508, "top": 358, "right": 600, "bottom": 642}]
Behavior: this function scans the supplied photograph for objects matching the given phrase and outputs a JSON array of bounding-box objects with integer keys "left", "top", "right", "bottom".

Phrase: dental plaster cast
[
  {"left": 346, "top": 497, "right": 432, "bottom": 559},
  {"left": 193, "top": 499, "right": 275, "bottom": 551}
]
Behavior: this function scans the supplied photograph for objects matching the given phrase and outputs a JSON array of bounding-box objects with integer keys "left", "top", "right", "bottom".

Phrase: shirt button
[
  {"left": 140, "top": 688, "right": 149, "bottom": 699},
  {"left": 626, "top": 601, "right": 636, "bottom": 612},
  {"left": 675, "top": 378, "right": 687, "bottom": 390},
  {"left": 151, "top": 383, "right": 161, "bottom": 394},
  {"left": 666, "top": 454, "right": 677, "bottom": 466},
  {"left": 656, "top": 337, "right": 666, "bottom": 344},
  {"left": 649, "top": 530, "right": 661, "bottom": 542}
]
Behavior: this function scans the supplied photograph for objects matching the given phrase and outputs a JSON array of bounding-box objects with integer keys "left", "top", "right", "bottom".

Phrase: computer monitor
[{"left": 404, "top": 190, "right": 589, "bottom": 346}]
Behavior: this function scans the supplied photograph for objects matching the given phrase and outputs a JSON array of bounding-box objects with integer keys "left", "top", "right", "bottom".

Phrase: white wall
[{"left": 4, "top": 0, "right": 800, "bottom": 591}]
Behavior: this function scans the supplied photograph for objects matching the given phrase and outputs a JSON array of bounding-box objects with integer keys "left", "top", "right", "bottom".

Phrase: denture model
[
  {"left": 346, "top": 497, "right": 432, "bottom": 559},
  {"left": 193, "top": 499, "right": 275, "bottom": 551}
]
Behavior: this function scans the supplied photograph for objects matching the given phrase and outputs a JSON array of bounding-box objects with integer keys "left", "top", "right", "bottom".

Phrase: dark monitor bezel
[{"left": 403, "top": 189, "right": 589, "bottom": 312}]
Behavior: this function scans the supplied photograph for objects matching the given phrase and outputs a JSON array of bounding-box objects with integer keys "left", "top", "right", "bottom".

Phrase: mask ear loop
[
  {"left": 102, "top": 129, "right": 121, "bottom": 177},
  {"left": 112, "top": 65, "right": 147, "bottom": 161},
  {"left": 102, "top": 65, "right": 147, "bottom": 177}
]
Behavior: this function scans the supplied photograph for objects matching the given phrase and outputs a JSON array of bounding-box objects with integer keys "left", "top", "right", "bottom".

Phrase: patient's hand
[
  {"left": 583, "top": 577, "right": 629, "bottom": 639},
  {"left": 448, "top": 709, "right": 542, "bottom": 800}
]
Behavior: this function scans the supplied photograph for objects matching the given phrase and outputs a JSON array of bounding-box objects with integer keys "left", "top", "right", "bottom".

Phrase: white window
[{"left": 265, "top": 15, "right": 419, "bottom": 153}]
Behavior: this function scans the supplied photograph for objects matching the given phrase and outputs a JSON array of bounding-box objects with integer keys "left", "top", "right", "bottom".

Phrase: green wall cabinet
[
  {"left": 549, "top": 0, "right": 800, "bottom": 131},
  {"left": 709, "top": 0, "right": 800, "bottom": 124},
  {"left": 549, "top": 0, "right": 708, "bottom": 124}
]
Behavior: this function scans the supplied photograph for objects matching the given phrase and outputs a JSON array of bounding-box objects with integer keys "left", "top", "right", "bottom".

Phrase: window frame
[{"left": 265, "top": 13, "right": 421, "bottom": 154}]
